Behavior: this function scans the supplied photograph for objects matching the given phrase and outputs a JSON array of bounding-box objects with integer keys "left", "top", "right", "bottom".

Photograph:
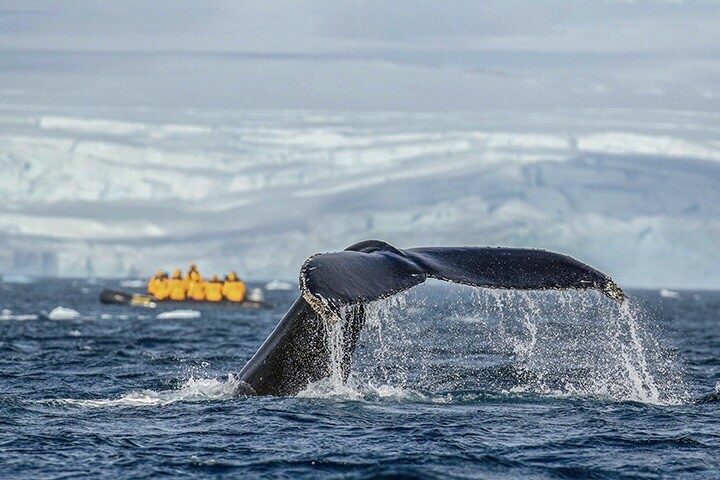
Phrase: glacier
[{"left": 0, "top": 106, "right": 718, "bottom": 289}]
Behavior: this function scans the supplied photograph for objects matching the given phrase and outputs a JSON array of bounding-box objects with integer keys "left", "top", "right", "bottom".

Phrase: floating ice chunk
[
  {"left": 659, "top": 289, "right": 680, "bottom": 299},
  {"left": 0, "top": 308, "right": 38, "bottom": 321},
  {"left": 48, "top": 306, "right": 81, "bottom": 320},
  {"left": 157, "top": 309, "right": 201, "bottom": 320},
  {"left": 120, "top": 279, "right": 145, "bottom": 288}
]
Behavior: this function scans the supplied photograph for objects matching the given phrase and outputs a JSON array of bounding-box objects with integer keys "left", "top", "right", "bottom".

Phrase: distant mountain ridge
[{"left": 1, "top": 107, "right": 718, "bottom": 289}]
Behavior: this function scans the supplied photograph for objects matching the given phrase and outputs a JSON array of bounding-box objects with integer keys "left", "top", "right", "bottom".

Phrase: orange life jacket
[
  {"left": 147, "top": 271, "right": 164, "bottom": 295},
  {"left": 222, "top": 280, "right": 246, "bottom": 302},
  {"left": 168, "top": 278, "right": 186, "bottom": 301},
  {"left": 153, "top": 279, "right": 170, "bottom": 300},
  {"left": 204, "top": 281, "right": 223, "bottom": 302},
  {"left": 189, "top": 280, "right": 206, "bottom": 301}
]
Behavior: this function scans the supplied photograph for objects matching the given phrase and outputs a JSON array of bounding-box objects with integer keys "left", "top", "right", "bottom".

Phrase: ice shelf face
[{"left": 0, "top": 107, "right": 719, "bottom": 289}]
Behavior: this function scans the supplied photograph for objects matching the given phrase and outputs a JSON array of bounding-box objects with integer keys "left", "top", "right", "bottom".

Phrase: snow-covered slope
[{"left": 1, "top": 106, "right": 718, "bottom": 288}]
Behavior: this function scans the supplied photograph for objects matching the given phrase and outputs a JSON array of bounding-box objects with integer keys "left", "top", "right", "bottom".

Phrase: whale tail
[
  {"left": 237, "top": 297, "right": 364, "bottom": 396},
  {"left": 238, "top": 240, "right": 626, "bottom": 396}
]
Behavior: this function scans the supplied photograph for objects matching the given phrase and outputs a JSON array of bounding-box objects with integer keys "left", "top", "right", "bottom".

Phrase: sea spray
[
  {"left": 346, "top": 284, "right": 687, "bottom": 404},
  {"left": 361, "top": 293, "right": 412, "bottom": 387},
  {"left": 503, "top": 290, "right": 685, "bottom": 404}
]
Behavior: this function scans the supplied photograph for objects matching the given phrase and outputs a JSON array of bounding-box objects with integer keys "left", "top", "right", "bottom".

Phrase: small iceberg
[
  {"left": 48, "top": 306, "right": 81, "bottom": 320},
  {"left": 119, "top": 279, "right": 145, "bottom": 288},
  {"left": 265, "top": 279, "right": 294, "bottom": 291},
  {"left": 157, "top": 309, "right": 201, "bottom": 320},
  {"left": 659, "top": 288, "right": 681, "bottom": 299}
]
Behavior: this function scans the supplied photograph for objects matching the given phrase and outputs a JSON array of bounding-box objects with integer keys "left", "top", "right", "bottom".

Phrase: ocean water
[{"left": 1, "top": 278, "right": 719, "bottom": 479}]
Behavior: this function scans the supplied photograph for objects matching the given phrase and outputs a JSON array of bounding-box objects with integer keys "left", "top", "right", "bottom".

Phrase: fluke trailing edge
[{"left": 235, "top": 240, "right": 626, "bottom": 397}]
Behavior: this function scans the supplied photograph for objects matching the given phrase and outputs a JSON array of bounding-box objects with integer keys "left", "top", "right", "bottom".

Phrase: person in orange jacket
[
  {"left": 188, "top": 269, "right": 205, "bottom": 301},
  {"left": 222, "top": 271, "right": 246, "bottom": 302},
  {"left": 168, "top": 269, "right": 187, "bottom": 301},
  {"left": 153, "top": 272, "right": 170, "bottom": 300},
  {"left": 204, "top": 274, "right": 224, "bottom": 302},
  {"left": 183, "top": 264, "right": 200, "bottom": 292},
  {"left": 146, "top": 270, "right": 164, "bottom": 295}
]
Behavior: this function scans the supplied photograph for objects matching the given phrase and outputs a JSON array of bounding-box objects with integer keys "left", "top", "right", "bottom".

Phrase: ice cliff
[{"left": 1, "top": 106, "right": 718, "bottom": 288}]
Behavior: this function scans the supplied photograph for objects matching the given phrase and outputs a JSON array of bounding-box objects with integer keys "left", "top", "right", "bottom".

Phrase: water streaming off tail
[
  {"left": 297, "top": 306, "right": 367, "bottom": 399},
  {"left": 345, "top": 284, "right": 687, "bottom": 405}
]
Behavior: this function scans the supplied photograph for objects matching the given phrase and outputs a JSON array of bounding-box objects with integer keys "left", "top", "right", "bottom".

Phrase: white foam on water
[
  {"left": 296, "top": 376, "right": 364, "bottom": 400},
  {"left": 297, "top": 373, "right": 424, "bottom": 403},
  {"left": 51, "top": 375, "right": 242, "bottom": 408},
  {"left": 364, "top": 382, "right": 420, "bottom": 399},
  {"left": 156, "top": 309, "right": 201, "bottom": 320}
]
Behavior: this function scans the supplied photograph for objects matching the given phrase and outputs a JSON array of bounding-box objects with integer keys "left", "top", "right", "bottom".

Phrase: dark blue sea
[{"left": 1, "top": 278, "right": 719, "bottom": 479}]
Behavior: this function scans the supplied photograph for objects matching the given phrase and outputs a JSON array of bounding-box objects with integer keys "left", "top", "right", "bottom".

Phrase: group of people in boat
[{"left": 146, "top": 264, "right": 246, "bottom": 302}]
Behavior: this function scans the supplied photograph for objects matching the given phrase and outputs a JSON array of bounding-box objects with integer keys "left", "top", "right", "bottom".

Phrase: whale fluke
[
  {"left": 237, "top": 240, "right": 626, "bottom": 396},
  {"left": 301, "top": 240, "right": 626, "bottom": 320}
]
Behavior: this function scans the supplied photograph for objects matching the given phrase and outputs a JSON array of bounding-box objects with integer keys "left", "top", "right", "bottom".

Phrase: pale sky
[{"left": 1, "top": 0, "right": 719, "bottom": 111}]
